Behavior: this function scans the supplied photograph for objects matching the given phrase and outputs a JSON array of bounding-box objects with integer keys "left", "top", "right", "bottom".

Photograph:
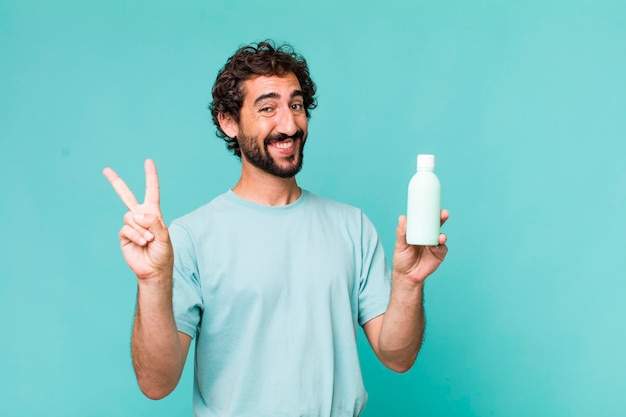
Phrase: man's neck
[{"left": 232, "top": 165, "right": 301, "bottom": 206}]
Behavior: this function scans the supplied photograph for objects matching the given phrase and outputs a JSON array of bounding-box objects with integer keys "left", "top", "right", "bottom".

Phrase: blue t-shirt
[{"left": 170, "top": 190, "right": 391, "bottom": 417}]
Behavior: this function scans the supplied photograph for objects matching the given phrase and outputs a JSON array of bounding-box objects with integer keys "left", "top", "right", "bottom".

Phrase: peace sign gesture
[{"left": 103, "top": 159, "right": 174, "bottom": 281}]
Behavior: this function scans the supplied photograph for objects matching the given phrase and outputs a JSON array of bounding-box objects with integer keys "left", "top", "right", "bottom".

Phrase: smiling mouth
[{"left": 272, "top": 139, "right": 295, "bottom": 149}]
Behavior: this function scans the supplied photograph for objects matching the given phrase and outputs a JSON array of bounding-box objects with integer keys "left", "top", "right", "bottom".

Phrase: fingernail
[
  {"left": 133, "top": 213, "right": 144, "bottom": 222},
  {"left": 144, "top": 231, "right": 154, "bottom": 241},
  {"left": 138, "top": 237, "right": 147, "bottom": 245}
]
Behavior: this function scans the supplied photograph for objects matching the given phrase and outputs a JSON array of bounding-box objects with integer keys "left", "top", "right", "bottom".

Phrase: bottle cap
[{"left": 417, "top": 154, "right": 435, "bottom": 169}]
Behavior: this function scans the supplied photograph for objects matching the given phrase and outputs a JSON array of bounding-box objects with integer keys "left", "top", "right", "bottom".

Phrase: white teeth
[{"left": 274, "top": 139, "right": 294, "bottom": 149}]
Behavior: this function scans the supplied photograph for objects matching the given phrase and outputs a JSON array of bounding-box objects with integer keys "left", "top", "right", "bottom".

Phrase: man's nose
[{"left": 276, "top": 107, "right": 298, "bottom": 137}]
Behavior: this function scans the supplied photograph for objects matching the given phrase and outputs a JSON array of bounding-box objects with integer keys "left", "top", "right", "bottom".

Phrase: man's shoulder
[
  {"left": 303, "top": 190, "right": 372, "bottom": 230},
  {"left": 304, "top": 191, "right": 380, "bottom": 243},
  {"left": 170, "top": 191, "right": 233, "bottom": 229},
  {"left": 305, "top": 190, "right": 362, "bottom": 215}
]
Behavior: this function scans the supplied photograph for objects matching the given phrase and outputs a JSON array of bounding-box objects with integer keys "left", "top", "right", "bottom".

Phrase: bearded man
[{"left": 104, "top": 40, "right": 449, "bottom": 417}]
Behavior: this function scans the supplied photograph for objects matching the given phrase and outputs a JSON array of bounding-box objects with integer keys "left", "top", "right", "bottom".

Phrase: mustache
[{"left": 264, "top": 129, "right": 305, "bottom": 145}]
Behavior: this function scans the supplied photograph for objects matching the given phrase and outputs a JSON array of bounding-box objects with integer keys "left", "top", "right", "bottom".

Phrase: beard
[{"left": 237, "top": 129, "right": 306, "bottom": 178}]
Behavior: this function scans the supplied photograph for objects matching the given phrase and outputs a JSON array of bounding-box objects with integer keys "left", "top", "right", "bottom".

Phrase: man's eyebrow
[
  {"left": 253, "top": 90, "right": 304, "bottom": 106},
  {"left": 253, "top": 92, "right": 280, "bottom": 106}
]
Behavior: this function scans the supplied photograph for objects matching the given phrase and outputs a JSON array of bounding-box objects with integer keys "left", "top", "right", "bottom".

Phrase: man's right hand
[{"left": 103, "top": 159, "right": 174, "bottom": 281}]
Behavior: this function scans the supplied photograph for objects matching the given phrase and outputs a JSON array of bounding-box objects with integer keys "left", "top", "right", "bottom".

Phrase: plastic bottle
[{"left": 406, "top": 154, "right": 441, "bottom": 246}]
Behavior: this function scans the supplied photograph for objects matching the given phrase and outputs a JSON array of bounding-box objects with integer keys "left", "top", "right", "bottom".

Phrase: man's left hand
[{"left": 392, "top": 210, "right": 449, "bottom": 284}]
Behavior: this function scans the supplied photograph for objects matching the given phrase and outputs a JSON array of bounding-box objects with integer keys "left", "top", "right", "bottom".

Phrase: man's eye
[
  {"left": 260, "top": 106, "right": 273, "bottom": 112},
  {"left": 291, "top": 103, "right": 303, "bottom": 111}
]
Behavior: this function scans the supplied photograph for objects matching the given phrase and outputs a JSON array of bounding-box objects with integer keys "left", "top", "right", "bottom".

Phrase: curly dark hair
[{"left": 209, "top": 40, "right": 318, "bottom": 157}]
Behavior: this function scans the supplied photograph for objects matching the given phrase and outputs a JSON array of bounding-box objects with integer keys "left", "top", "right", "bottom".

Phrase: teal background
[{"left": 1, "top": 0, "right": 625, "bottom": 415}]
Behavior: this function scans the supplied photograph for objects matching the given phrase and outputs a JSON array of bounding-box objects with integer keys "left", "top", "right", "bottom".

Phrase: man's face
[{"left": 235, "top": 72, "right": 308, "bottom": 178}]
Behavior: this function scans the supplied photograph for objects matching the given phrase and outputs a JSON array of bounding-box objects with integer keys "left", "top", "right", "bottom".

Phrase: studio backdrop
[{"left": 1, "top": 1, "right": 625, "bottom": 416}]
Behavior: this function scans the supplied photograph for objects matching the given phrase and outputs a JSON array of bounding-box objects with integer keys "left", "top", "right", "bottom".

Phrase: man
[{"left": 103, "top": 40, "right": 448, "bottom": 417}]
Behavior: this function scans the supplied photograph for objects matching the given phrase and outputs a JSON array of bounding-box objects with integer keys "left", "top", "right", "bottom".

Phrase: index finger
[{"left": 102, "top": 167, "right": 140, "bottom": 211}]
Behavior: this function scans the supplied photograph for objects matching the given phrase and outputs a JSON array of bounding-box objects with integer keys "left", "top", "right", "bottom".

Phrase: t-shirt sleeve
[
  {"left": 357, "top": 212, "right": 392, "bottom": 326},
  {"left": 169, "top": 221, "right": 203, "bottom": 339}
]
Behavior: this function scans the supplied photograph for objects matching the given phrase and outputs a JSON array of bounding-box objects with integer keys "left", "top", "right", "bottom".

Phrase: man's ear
[{"left": 218, "top": 113, "right": 239, "bottom": 138}]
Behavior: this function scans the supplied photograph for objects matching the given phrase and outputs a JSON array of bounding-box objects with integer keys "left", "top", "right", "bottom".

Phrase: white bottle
[{"left": 406, "top": 154, "right": 441, "bottom": 246}]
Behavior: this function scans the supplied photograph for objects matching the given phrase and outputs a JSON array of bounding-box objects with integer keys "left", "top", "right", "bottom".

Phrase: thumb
[{"left": 395, "top": 215, "right": 409, "bottom": 248}]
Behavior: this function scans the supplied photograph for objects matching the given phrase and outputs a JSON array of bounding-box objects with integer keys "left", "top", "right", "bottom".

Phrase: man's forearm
[
  {"left": 377, "top": 277, "right": 425, "bottom": 373},
  {"left": 131, "top": 274, "right": 185, "bottom": 399}
]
